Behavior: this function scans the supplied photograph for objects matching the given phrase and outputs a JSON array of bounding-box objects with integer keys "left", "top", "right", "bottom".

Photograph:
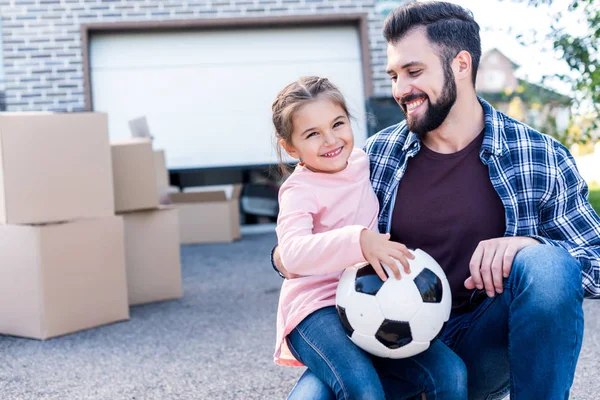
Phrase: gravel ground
[{"left": 0, "top": 230, "right": 597, "bottom": 399}]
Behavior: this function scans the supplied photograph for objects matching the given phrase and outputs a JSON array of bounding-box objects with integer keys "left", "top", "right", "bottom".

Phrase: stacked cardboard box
[
  {"left": 127, "top": 115, "right": 242, "bottom": 245},
  {"left": 110, "top": 138, "right": 182, "bottom": 306},
  {"left": 169, "top": 185, "right": 242, "bottom": 244},
  {"left": 0, "top": 112, "right": 129, "bottom": 340}
]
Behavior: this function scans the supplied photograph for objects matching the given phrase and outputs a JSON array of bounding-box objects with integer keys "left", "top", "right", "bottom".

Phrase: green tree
[{"left": 512, "top": 0, "right": 600, "bottom": 143}]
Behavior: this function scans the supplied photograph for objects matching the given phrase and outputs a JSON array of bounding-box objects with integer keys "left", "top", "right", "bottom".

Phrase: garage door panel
[
  {"left": 91, "top": 28, "right": 361, "bottom": 69},
  {"left": 91, "top": 26, "right": 367, "bottom": 169}
]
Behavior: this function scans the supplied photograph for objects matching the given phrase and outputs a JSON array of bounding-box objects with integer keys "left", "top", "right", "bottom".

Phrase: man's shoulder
[
  {"left": 499, "top": 112, "right": 563, "bottom": 151},
  {"left": 480, "top": 96, "right": 564, "bottom": 157},
  {"left": 364, "top": 120, "right": 409, "bottom": 154}
]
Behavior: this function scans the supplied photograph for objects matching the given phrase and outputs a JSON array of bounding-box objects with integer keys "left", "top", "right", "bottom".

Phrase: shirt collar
[{"left": 479, "top": 96, "right": 508, "bottom": 157}]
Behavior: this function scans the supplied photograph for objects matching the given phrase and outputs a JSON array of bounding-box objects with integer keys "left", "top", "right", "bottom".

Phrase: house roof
[{"left": 483, "top": 48, "right": 520, "bottom": 70}]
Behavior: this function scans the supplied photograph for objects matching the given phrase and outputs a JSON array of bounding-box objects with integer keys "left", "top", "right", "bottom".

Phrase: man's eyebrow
[
  {"left": 387, "top": 61, "right": 424, "bottom": 75},
  {"left": 401, "top": 61, "right": 424, "bottom": 69}
]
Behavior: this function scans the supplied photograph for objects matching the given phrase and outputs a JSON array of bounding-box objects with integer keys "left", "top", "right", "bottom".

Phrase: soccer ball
[{"left": 335, "top": 249, "right": 451, "bottom": 359}]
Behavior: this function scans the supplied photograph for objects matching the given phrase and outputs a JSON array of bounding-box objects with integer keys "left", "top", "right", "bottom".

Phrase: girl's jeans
[{"left": 287, "top": 245, "right": 585, "bottom": 400}]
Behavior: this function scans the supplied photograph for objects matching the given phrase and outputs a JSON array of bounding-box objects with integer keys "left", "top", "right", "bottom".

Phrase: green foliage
[
  {"left": 589, "top": 182, "right": 600, "bottom": 214},
  {"left": 552, "top": 1, "right": 600, "bottom": 135},
  {"left": 511, "top": 0, "right": 600, "bottom": 144}
]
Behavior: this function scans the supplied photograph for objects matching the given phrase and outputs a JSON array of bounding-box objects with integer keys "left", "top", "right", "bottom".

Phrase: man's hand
[
  {"left": 360, "top": 230, "right": 414, "bottom": 281},
  {"left": 464, "top": 236, "right": 540, "bottom": 297},
  {"left": 272, "top": 246, "right": 300, "bottom": 279}
]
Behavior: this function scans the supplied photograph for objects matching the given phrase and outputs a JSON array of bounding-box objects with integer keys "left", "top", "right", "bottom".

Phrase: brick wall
[{"left": 0, "top": 0, "right": 402, "bottom": 112}]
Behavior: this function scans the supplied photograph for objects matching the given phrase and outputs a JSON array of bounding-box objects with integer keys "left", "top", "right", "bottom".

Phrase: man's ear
[
  {"left": 453, "top": 50, "right": 472, "bottom": 83},
  {"left": 279, "top": 138, "right": 299, "bottom": 159}
]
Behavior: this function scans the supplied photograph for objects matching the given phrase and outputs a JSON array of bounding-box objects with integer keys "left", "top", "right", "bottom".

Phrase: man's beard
[{"left": 400, "top": 64, "right": 457, "bottom": 136}]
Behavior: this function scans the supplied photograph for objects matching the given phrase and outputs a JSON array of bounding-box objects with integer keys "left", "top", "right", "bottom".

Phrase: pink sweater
[{"left": 274, "top": 148, "right": 380, "bottom": 366}]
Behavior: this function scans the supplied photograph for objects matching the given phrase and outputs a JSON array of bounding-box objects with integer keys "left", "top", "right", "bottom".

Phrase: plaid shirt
[{"left": 364, "top": 97, "right": 600, "bottom": 298}]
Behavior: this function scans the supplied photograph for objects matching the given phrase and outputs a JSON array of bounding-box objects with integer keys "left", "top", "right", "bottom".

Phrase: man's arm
[
  {"left": 464, "top": 236, "right": 540, "bottom": 297},
  {"left": 532, "top": 145, "right": 600, "bottom": 298}
]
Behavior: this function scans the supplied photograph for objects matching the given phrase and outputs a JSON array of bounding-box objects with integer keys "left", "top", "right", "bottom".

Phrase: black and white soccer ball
[{"left": 336, "top": 249, "right": 451, "bottom": 359}]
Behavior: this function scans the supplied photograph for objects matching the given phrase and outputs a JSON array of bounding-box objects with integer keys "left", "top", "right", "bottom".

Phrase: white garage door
[{"left": 89, "top": 26, "right": 367, "bottom": 170}]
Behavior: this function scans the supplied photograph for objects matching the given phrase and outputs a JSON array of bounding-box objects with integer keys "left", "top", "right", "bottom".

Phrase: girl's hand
[{"left": 359, "top": 230, "right": 414, "bottom": 281}]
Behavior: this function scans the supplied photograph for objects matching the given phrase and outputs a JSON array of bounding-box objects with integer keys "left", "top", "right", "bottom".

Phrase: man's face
[{"left": 386, "top": 28, "right": 457, "bottom": 136}]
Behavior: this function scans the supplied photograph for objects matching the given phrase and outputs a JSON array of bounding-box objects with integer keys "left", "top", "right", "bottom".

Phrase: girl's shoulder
[
  {"left": 277, "top": 172, "right": 319, "bottom": 210},
  {"left": 347, "top": 147, "right": 370, "bottom": 173},
  {"left": 278, "top": 169, "right": 314, "bottom": 196},
  {"left": 349, "top": 147, "right": 369, "bottom": 163}
]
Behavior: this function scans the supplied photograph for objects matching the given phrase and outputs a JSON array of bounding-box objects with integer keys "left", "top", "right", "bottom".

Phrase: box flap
[
  {"left": 231, "top": 184, "right": 243, "bottom": 200},
  {"left": 128, "top": 116, "right": 153, "bottom": 140},
  {"left": 170, "top": 191, "right": 228, "bottom": 203},
  {"left": 183, "top": 184, "right": 242, "bottom": 200},
  {"left": 110, "top": 137, "right": 152, "bottom": 147}
]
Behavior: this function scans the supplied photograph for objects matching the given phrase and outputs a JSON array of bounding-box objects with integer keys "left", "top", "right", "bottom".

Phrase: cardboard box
[
  {"left": 154, "top": 150, "right": 169, "bottom": 192},
  {"left": 122, "top": 207, "right": 182, "bottom": 306},
  {"left": 169, "top": 185, "right": 242, "bottom": 244},
  {"left": 0, "top": 112, "right": 115, "bottom": 224},
  {"left": 0, "top": 216, "right": 129, "bottom": 340},
  {"left": 111, "top": 138, "right": 160, "bottom": 213}
]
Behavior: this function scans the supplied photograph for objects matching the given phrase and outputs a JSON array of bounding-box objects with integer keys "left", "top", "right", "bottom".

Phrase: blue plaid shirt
[{"left": 364, "top": 97, "right": 600, "bottom": 298}]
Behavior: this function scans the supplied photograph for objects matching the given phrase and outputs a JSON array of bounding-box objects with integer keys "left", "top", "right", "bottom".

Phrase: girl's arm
[{"left": 276, "top": 184, "right": 367, "bottom": 276}]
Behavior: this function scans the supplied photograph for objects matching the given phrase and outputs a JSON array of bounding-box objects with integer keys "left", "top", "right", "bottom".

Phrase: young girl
[{"left": 272, "top": 76, "right": 414, "bottom": 399}]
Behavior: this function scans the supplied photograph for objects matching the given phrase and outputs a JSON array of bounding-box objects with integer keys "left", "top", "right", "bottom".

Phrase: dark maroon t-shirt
[{"left": 390, "top": 131, "right": 506, "bottom": 311}]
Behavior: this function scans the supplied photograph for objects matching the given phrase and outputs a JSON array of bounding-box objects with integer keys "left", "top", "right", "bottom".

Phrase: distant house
[{"left": 476, "top": 48, "right": 572, "bottom": 137}]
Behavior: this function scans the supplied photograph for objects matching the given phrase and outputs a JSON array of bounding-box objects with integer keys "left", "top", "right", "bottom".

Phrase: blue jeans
[
  {"left": 287, "top": 245, "right": 584, "bottom": 400},
  {"left": 287, "top": 307, "right": 466, "bottom": 400}
]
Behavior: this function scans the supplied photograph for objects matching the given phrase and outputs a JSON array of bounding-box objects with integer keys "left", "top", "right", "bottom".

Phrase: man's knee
[{"left": 511, "top": 244, "right": 583, "bottom": 308}]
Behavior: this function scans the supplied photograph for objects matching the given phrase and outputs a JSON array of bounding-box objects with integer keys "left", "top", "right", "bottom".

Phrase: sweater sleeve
[{"left": 276, "top": 183, "right": 367, "bottom": 275}]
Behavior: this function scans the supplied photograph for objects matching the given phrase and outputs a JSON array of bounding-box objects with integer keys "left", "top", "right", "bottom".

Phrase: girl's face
[{"left": 281, "top": 98, "right": 354, "bottom": 174}]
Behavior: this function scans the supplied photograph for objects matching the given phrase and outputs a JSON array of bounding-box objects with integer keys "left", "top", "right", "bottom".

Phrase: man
[{"left": 272, "top": 1, "right": 600, "bottom": 399}]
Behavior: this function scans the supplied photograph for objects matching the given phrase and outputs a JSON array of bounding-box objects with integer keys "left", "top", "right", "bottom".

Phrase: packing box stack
[
  {"left": 127, "top": 115, "right": 242, "bottom": 245},
  {"left": 110, "top": 138, "right": 183, "bottom": 306},
  {"left": 169, "top": 185, "right": 242, "bottom": 244},
  {"left": 0, "top": 112, "right": 129, "bottom": 340}
]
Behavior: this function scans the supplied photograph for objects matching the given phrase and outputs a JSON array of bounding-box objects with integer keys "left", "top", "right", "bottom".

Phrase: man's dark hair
[{"left": 383, "top": 1, "right": 482, "bottom": 86}]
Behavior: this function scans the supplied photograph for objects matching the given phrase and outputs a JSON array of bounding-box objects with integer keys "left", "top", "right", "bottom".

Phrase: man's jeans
[{"left": 287, "top": 245, "right": 585, "bottom": 400}]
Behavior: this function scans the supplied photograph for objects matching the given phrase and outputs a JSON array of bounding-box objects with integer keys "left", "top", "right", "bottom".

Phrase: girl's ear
[{"left": 279, "top": 138, "right": 299, "bottom": 159}]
